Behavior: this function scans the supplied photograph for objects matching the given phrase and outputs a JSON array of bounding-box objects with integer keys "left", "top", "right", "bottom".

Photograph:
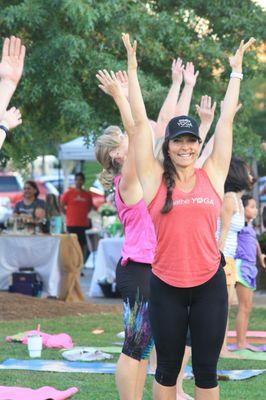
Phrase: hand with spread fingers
[
  {"left": 196, "top": 95, "right": 216, "bottom": 126},
  {"left": 1, "top": 107, "right": 22, "bottom": 130},
  {"left": 183, "top": 61, "right": 199, "bottom": 87},
  {"left": 96, "top": 69, "right": 124, "bottom": 99},
  {"left": 122, "top": 33, "right": 138, "bottom": 70},
  {"left": 0, "top": 36, "right": 26, "bottom": 87},
  {"left": 115, "top": 70, "right": 129, "bottom": 99},
  {"left": 229, "top": 37, "right": 256, "bottom": 73},
  {"left": 171, "top": 57, "right": 184, "bottom": 86}
]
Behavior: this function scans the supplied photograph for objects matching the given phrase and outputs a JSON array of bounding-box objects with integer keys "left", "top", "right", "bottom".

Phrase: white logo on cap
[{"left": 177, "top": 119, "right": 193, "bottom": 128}]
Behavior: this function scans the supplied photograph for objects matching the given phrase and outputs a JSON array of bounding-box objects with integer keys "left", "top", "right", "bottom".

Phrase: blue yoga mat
[{"left": 0, "top": 359, "right": 265, "bottom": 381}]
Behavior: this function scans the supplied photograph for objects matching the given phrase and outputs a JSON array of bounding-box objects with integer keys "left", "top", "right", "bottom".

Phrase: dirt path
[{"left": 0, "top": 292, "right": 121, "bottom": 321}]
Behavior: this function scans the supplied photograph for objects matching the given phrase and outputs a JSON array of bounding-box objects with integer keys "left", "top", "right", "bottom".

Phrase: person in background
[
  {"left": 217, "top": 157, "right": 254, "bottom": 357},
  {"left": 13, "top": 180, "right": 46, "bottom": 221},
  {"left": 46, "top": 193, "right": 62, "bottom": 234},
  {"left": 235, "top": 194, "right": 266, "bottom": 349},
  {"left": 60, "top": 172, "right": 93, "bottom": 258},
  {"left": 0, "top": 36, "right": 25, "bottom": 149}
]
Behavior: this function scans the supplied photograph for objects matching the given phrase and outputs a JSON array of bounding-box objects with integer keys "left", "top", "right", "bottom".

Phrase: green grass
[{"left": 0, "top": 308, "right": 265, "bottom": 399}]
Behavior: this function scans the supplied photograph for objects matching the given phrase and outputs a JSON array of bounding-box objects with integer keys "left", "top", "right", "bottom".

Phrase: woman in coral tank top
[
  {"left": 94, "top": 60, "right": 199, "bottom": 400},
  {"left": 122, "top": 33, "right": 255, "bottom": 400}
]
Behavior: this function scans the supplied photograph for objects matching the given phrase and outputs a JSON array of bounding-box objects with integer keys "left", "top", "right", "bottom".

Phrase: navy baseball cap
[{"left": 165, "top": 116, "right": 200, "bottom": 141}]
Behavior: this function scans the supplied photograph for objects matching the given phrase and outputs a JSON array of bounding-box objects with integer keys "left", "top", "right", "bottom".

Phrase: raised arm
[
  {"left": 175, "top": 62, "right": 198, "bottom": 116},
  {"left": 122, "top": 33, "right": 162, "bottom": 204},
  {"left": 204, "top": 38, "right": 256, "bottom": 194},
  {"left": 196, "top": 101, "right": 242, "bottom": 168},
  {"left": 96, "top": 69, "right": 134, "bottom": 134},
  {"left": 153, "top": 58, "right": 183, "bottom": 140},
  {"left": 96, "top": 69, "right": 142, "bottom": 204},
  {"left": 0, "top": 36, "right": 26, "bottom": 119}
]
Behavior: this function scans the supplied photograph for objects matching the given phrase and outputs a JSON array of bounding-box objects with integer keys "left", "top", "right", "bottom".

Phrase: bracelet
[
  {"left": 230, "top": 71, "right": 243, "bottom": 80},
  {"left": 0, "top": 125, "right": 9, "bottom": 135}
]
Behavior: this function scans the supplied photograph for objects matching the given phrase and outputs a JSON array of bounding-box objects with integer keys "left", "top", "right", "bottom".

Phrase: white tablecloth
[
  {"left": 0, "top": 235, "right": 61, "bottom": 296},
  {"left": 89, "top": 237, "right": 124, "bottom": 297}
]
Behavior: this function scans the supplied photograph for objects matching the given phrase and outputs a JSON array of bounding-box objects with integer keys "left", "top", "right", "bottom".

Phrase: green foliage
[{"left": 0, "top": 0, "right": 265, "bottom": 166}]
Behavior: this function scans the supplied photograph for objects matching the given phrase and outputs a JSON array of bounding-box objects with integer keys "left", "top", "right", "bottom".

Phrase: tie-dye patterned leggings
[{"left": 116, "top": 258, "right": 154, "bottom": 361}]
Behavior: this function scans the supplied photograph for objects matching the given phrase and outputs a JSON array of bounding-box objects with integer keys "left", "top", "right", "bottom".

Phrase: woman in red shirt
[{"left": 122, "top": 34, "right": 255, "bottom": 400}]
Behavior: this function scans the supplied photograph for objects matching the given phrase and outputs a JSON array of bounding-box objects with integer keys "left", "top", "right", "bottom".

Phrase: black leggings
[
  {"left": 116, "top": 259, "right": 154, "bottom": 361},
  {"left": 149, "top": 265, "right": 228, "bottom": 389}
]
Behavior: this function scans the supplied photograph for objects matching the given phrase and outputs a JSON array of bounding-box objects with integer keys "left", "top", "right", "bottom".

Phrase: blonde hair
[{"left": 94, "top": 126, "right": 123, "bottom": 190}]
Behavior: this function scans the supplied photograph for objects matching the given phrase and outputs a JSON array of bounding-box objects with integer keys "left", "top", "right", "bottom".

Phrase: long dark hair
[
  {"left": 24, "top": 180, "right": 40, "bottom": 199},
  {"left": 224, "top": 157, "right": 252, "bottom": 193},
  {"left": 161, "top": 139, "right": 177, "bottom": 214}
]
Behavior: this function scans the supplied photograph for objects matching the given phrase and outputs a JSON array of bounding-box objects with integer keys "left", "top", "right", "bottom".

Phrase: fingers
[
  {"left": 122, "top": 32, "right": 131, "bottom": 50},
  {"left": 19, "top": 44, "right": 26, "bottom": 61},
  {"left": 235, "top": 103, "right": 242, "bottom": 113},
  {"left": 115, "top": 70, "right": 128, "bottom": 84},
  {"left": 9, "top": 36, "right": 16, "bottom": 57},
  {"left": 2, "top": 38, "right": 9, "bottom": 59},
  {"left": 14, "top": 37, "right": 21, "bottom": 58},
  {"left": 211, "top": 101, "right": 217, "bottom": 113},
  {"left": 98, "top": 84, "right": 108, "bottom": 94},
  {"left": 122, "top": 70, "right": 128, "bottom": 81},
  {"left": 243, "top": 37, "right": 256, "bottom": 52}
]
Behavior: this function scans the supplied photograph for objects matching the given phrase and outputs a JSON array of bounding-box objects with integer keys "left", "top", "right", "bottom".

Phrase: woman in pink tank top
[
  {"left": 122, "top": 33, "right": 255, "bottom": 400},
  {"left": 95, "top": 62, "right": 200, "bottom": 400}
]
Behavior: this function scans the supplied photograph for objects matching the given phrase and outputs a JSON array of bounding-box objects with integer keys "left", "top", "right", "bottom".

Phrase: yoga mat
[
  {"left": 228, "top": 344, "right": 266, "bottom": 352},
  {"left": 0, "top": 359, "right": 117, "bottom": 374},
  {"left": 228, "top": 337, "right": 266, "bottom": 344},
  {"left": 0, "top": 360, "right": 265, "bottom": 381},
  {"left": 228, "top": 331, "right": 266, "bottom": 338},
  {"left": 227, "top": 331, "right": 266, "bottom": 344},
  {"left": 227, "top": 349, "right": 266, "bottom": 361}
]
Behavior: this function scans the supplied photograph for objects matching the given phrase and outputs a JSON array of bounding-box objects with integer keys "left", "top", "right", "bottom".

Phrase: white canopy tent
[
  {"left": 58, "top": 136, "right": 96, "bottom": 190},
  {"left": 58, "top": 136, "right": 96, "bottom": 161}
]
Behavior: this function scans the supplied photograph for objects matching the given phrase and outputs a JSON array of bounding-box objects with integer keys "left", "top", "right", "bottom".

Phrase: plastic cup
[{"left": 27, "top": 334, "right": 42, "bottom": 358}]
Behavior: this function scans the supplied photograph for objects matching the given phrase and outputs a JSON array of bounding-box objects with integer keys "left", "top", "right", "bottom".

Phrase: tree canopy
[{"left": 0, "top": 0, "right": 265, "bottom": 167}]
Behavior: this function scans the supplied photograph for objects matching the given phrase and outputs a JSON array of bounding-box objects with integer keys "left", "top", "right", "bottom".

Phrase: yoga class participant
[
  {"left": 235, "top": 194, "right": 266, "bottom": 349},
  {"left": 95, "top": 71, "right": 155, "bottom": 400},
  {"left": 95, "top": 60, "right": 197, "bottom": 400},
  {"left": 122, "top": 32, "right": 255, "bottom": 400},
  {"left": 217, "top": 157, "right": 252, "bottom": 357}
]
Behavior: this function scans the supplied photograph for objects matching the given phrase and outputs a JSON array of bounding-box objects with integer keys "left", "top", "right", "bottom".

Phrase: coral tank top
[
  {"left": 148, "top": 168, "right": 222, "bottom": 287},
  {"left": 114, "top": 176, "right": 156, "bottom": 266}
]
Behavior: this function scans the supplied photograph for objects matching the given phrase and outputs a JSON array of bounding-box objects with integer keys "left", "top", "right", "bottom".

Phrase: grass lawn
[{"left": 0, "top": 307, "right": 265, "bottom": 399}]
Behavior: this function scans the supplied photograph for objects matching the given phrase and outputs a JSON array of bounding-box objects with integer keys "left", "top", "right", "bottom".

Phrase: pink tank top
[
  {"left": 114, "top": 176, "right": 157, "bottom": 266},
  {"left": 148, "top": 168, "right": 221, "bottom": 287}
]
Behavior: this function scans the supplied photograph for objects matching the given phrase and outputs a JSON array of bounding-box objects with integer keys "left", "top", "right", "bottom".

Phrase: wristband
[
  {"left": 0, "top": 124, "right": 9, "bottom": 135},
  {"left": 230, "top": 71, "right": 243, "bottom": 80}
]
